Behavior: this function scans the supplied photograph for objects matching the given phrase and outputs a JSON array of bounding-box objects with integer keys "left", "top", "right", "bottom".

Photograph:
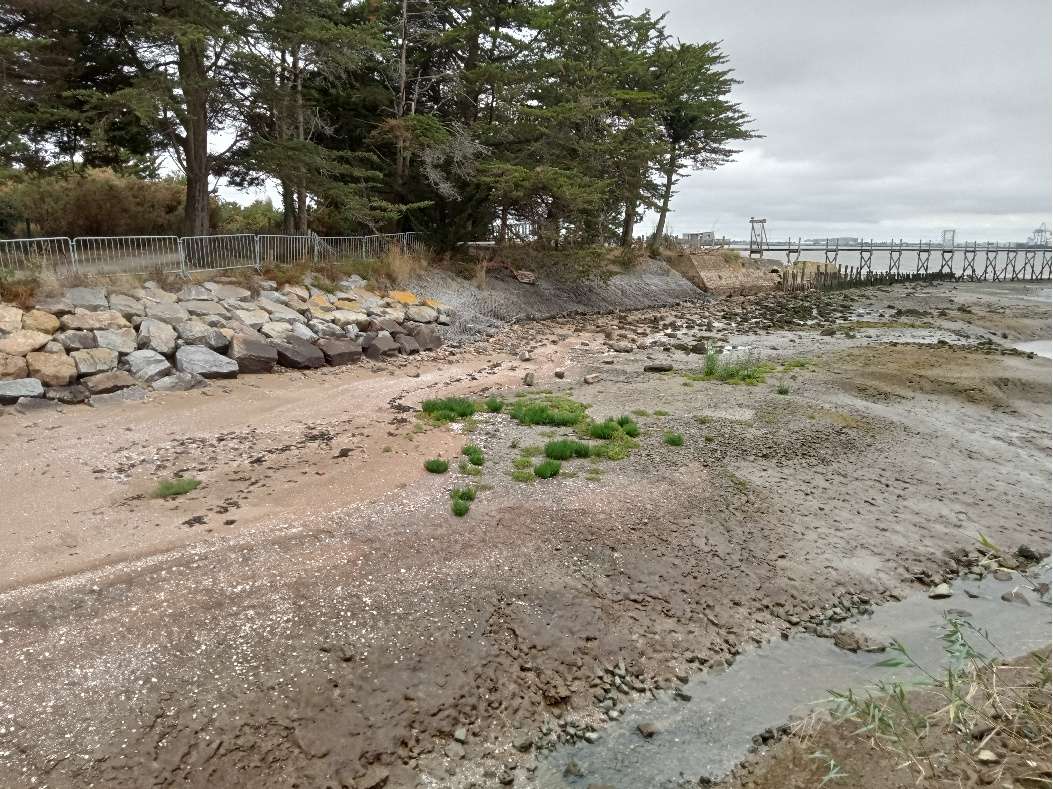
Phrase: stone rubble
[{"left": 0, "top": 276, "right": 449, "bottom": 410}]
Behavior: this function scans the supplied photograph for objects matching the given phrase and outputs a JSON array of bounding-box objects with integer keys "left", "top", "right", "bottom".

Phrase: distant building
[{"left": 681, "top": 231, "right": 716, "bottom": 247}]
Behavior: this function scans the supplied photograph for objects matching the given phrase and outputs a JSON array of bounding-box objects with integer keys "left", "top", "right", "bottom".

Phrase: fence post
[
  {"left": 177, "top": 237, "right": 188, "bottom": 278},
  {"left": 254, "top": 235, "right": 262, "bottom": 271}
]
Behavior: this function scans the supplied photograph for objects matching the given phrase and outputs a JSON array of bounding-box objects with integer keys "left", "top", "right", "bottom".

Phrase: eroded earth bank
[{"left": 0, "top": 279, "right": 1049, "bottom": 789}]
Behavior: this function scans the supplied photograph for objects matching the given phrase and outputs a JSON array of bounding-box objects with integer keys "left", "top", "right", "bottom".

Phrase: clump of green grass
[
  {"left": 590, "top": 441, "right": 631, "bottom": 460},
  {"left": 616, "top": 415, "right": 640, "bottom": 437},
  {"left": 463, "top": 444, "right": 485, "bottom": 466},
  {"left": 511, "top": 469, "right": 534, "bottom": 483},
  {"left": 544, "top": 439, "right": 592, "bottom": 460},
  {"left": 589, "top": 420, "right": 619, "bottom": 440},
  {"left": 512, "top": 456, "right": 532, "bottom": 470},
  {"left": 776, "top": 382, "right": 791, "bottom": 395},
  {"left": 663, "top": 432, "right": 684, "bottom": 447},
  {"left": 450, "top": 486, "right": 476, "bottom": 502},
  {"left": 451, "top": 498, "right": 471, "bottom": 517},
  {"left": 631, "top": 408, "right": 650, "bottom": 416},
  {"left": 484, "top": 396, "right": 504, "bottom": 413},
  {"left": 508, "top": 395, "right": 588, "bottom": 427},
  {"left": 151, "top": 478, "right": 200, "bottom": 498},
  {"left": 652, "top": 409, "right": 670, "bottom": 417},
  {"left": 424, "top": 458, "right": 449, "bottom": 473},
  {"left": 781, "top": 357, "right": 811, "bottom": 370},
  {"left": 520, "top": 445, "right": 545, "bottom": 457},
  {"left": 533, "top": 459, "right": 562, "bottom": 479},
  {"left": 421, "top": 397, "right": 476, "bottom": 422},
  {"left": 688, "top": 351, "right": 773, "bottom": 386},
  {"left": 459, "top": 460, "right": 482, "bottom": 476}
]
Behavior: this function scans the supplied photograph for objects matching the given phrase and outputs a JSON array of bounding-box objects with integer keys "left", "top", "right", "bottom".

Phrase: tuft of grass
[
  {"left": 533, "top": 459, "right": 562, "bottom": 479},
  {"left": 421, "top": 397, "right": 476, "bottom": 423},
  {"left": 512, "top": 456, "right": 532, "bottom": 470},
  {"left": 462, "top": 444, "right": 485, "bottom": 466},
  {"left": 424, "top": 458, "right": 449, "bottom": 474},
  {"left": 151, "top": 478, "right": 200, "bottom": 498},
  {"left": 616, "top": 415, "right": 640, "bottom": 437},
  {"left": 451, "top": 498, "right": 471, "bottom": 517},
  {"left": 458, "top": 460, "right": 482, "bottom": 476},
  {"left": 776, "top": 381, "right": 791, "bottom": 395},
  {"left": 631, "top": 409, "right": 650, "bottom": 416},
  {"left": 781, "top": 357, "right": 811, "bottom": 370},
  {"left": 520, "top": 445, "right": 545, "bottom": 457},
  {"left": 588, "top": 420, "right": 619, "bottom": 440},
  {"left": 450, "top": 486, "right": 476, "bottom": 502},
  {"left": 544, "top": 439, "right": 592, "bottom": 460},
  {"left": 484, "top": 396, "right": 504, "bottom": 413},
  {"left": 511, "top": 469, "right": 534, "bottom": 483},
  {"left": 508, "top": 395, "right": 588, "bottom": 427},
  {"left": 688, "top": 351, "right": 773, "bottom": 386},
  {"left": 663, "top": 432, "right": 684, "bottom": 447},
  {"left": 652, "top": 409, "right": 670, "bottom": 417}
]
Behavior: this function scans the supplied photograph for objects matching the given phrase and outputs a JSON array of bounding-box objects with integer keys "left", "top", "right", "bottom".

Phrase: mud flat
[{"left": 0, "top": 279, "right": 1048, "bottom": 788}]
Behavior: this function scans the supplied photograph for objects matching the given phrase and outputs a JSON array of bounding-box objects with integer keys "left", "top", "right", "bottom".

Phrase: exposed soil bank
[{"left": 0, "top": 279, "right": 1048, "bottom": 789}]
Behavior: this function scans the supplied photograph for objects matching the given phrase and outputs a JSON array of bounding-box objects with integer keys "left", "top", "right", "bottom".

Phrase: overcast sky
[{"left": 629, "top": 0, "right": 1052, "bottom": 242}]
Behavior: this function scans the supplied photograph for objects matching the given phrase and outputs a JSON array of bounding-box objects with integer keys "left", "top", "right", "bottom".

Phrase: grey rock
[
  {"left": 144, "top": 301, "right": 190, "bottom": 326},
  {"left": 368, "top": 318, "right": 406, "bottom": 335},
  {"left": 407, "top": 323, "right": 442, "bottom": 351},
  {"left": 45, "top": 384, "right": 89, "bottom": 404},
  {"left": 228, "top": 334, "right": 277, "bottom": 374},
  {"left": 137, "top": 318, "right": 178, "bottom": 355},
  {"left": 60, "top": 310, "right": 129, "bottom": 331},
  {"left": 178, "top": 285, "right": 214, "bottom": 301},
  {"left": 453, "top": 727, "right": 468, "bottom": 744},
  {"left": 83, "top": 370, "right": 137, "bottom": 395},
  {"left": 308, "top": 319, "right": 344, "bottom": 339},
  {"left": 280, "top": 283, "right": 310, "bottom": 300},
  {"left": 928, "top": 583, "right": 953, "bottom": 599},
  {"left": 152, "top": 372, "right": 208, "bottom": 391},
  {"left": 522, "top": 371, "right": 535, "bottom": 386},
  {"left": 404, "top": 304, "right": 438, "bottom": 323},
  {"left": 15, "top": 396, "right": 57, "bottom": 413},
  {"left": 71, "top": 347, "right": 119, "bottom": 376},
  {"left": 126, "top": 349, "right": 173, "bottom": 382},
  {"left": 637, "top": 722, "right": 658, "bottom": 739},
  {"left": 180, "top": 300, "right": 229, "bottom": 318},
  {"left": 318, "top": 339, "right": 362, "bottom": 366},
  {"left": 272, "top": 336, "right": 325, "bottom": 369},
  {"left": 42, "top": 341, "right": 64, "bottom": 354},
  {"left": 1017, "top": 544, "right": 1045, "bottom": 562},
  {"left": 1001, "top": 589, "right": 1030, "bottom": 606},
  {"left": 258, "top": 300, "right": 306, "bottom": 323},
  {"left": 554, "top": 369, "right": 566, "bottom": 379},
  {"left": 260, "top": 321, "right": 294, "bottom": 340},
  {"left": 290, "top": 323, "right": 319, "bottom": 343},
  {"left": 176, "top": 320, "right": 229, "bottom": 351},
  {"left": 644, "top": 363, "right": 674, "bottom": 372},
  {"left": 56, "top": 330, "right": 97, "bottom": 351},
  {"left": 141, "top": 287, "right": 178, "bottom": 304},
  {"left": 90, "top": 386, "right": 147, "bottom": 406},
  {"left": 396, "top": 334, "right": 420, "bottom": 355},
  {"left": 66, "top": 287, "right": 109, "bottom": 311},
  {"left": 108, "top": 293, "right": 145, "bottom": 319},
  {"left": 230, "top": 308, "right": 269, "bottom": 328},
  {"left": 584, "top": 373, "right": 601, "bottom": 384},
  {"left": 175, "top": 345, "right": 238, "bottom": 379},
  {"left": 203, "top": 282, "right": 252, "bottom": 301},
  {"left": 0, "top": 329, "right": 52, "bottom": 357},
  {"left": 363, "top": 332, "right": 400, "bottom": 360},
  {"left": 94, "top": 328, "right": 138, "bottom": 355},
  {"left": 258, "top": 290, "right": 288, "bottom": 305},
  {"left": 0, "top": 378, "right": 44, "bottom": 404},
  {"left": 328, "top": 309, "right": 369, "bottom": 329},
  {"left": 35, "top": 297, "right": 74, "bottom": 316}
]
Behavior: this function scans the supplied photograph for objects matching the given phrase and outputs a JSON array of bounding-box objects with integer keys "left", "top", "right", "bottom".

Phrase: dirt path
[{"left": 0, "top": 280, "right": 1048, "bottom": 789}]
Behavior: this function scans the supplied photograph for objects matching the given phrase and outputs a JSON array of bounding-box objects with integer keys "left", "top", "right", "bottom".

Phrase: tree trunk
[
  {"left": 281, "top": 179, "right": 296, "bottom": 233},
  {"left": 498, "top": 204, "right": 508, "bottom": 245},
  {"left": 294, "top": 48, "right": 308, "bottom": 234},
  {"left": 620, "top": 194, "right": 637, "bottom": 248},
  {"left": 651, "top": 140, "right": 679, "bottom": 244},
  {"left": 178, "top": 39, "right": 210, "bottom": 237}
]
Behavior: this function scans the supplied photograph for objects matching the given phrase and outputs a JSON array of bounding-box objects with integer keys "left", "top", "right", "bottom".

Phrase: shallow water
[
  {"left": 1012, "top": 339, "right": 1053, "bottom": 359},
  {"left": 533, "top": 564, "right": 1051, "bottom": 788}
]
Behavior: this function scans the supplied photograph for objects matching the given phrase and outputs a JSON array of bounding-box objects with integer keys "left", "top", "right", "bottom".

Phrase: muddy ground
[{"left": 0, "top": 279, "right": 1049, "bottom": 789}]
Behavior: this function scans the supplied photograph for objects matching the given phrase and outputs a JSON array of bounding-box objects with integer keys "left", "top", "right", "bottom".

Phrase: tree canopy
[{"left": 0, "top": 0, "right": 756, "bottom": 248}]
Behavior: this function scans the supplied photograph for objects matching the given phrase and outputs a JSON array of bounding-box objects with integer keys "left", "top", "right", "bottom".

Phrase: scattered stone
[
  {"left": 832, "top": 629, "right": 886, "bottom": 653},
  {"left": 137, "top": 318, "right": 178, "bottom": 355},
  {"left": 928, "top": 583, "right": 953, "bottom": 599},
  {"left": 83, "top": 370, "right": 137, "bottom": 395},
  {"left": 60, "top": 310, "right": 130, "bottom": 331},
  {"left": 0, "top": 329, "right": 52, "bottom": 357},
  {"left": 273, "top": 336, "right": 325, "bottom": 369},
  {"left": 0, "top": 352, "right": 28, "bottom": 380},
  {"left": 34, "top": 297, "right": 73, "bottom": 316},
  {"left": 643, "top": 363, "right": 674, "bottom": 372},
  {"left": 638, "top": 722, "right": 658, "bottom": 739},
  {"left": 175, "top": 345, "right": 239, "bottom": 379},
  {"left": 819, "top": 326, "right": 837, "bottom": 336},
  {"left": 290, "top": 323, "right": 319, "bottom": 343},
  {"left": 0, "top": 378, "right": 44, "bottom": 404},
  {"left": 396, "top": 334, "right": 421, "bottom": 355},
  {"left": 231, "top": 307, "right": 269, "bottom": 328},
  {"left": 563, "top": 760, "right": 584, "bottom": 778},
  {"left": 975, "top": 749, "right": 1000, "bottom": 765},
  {"left": 258, "top": 300, "right": 306, "bottom": 323},
  {"left": 523, "top": 371, "right": 535, "bottom": 386},
  {"left": 453, "top": 727, "right": 468, "bottom": 744},
  {"left": 363, "top": 333, "right": 400, "bottom": 360},
  {"left": 584, "top": 373, "right": 600, "bottom": 384},
  {"left": 94, "top": 328, "right": 138, "bottom": 355},
  {"left": 318, "top": 339, "right": 362, "bottom": 366},
  {"left": 66, "top": 287, "right": 109, "bottom": 311},
  {"left": 152, "top": 372, "right": 208, "bottom": 391},
  {"left": 308, "top": 319, "right": 344, "bottom": 339},
  {"left": 512, "top": 732, "right": 533, "bottom": 753},
  {"left": 408, "top": 323, "right": 442, "bottom": 351},
  {"left": 15, "top": 396, "right": 57, "bottom": 412},
  {"left": 177, "top": 320, "right": 229, "bottom": 351},
  {"left": 71, "top": 347, "right": 119, "bottom": 376},
  {"left": 610, "top": 341, "right": 633, "bottom": 353},
  {"left": 554, "top": 368, "right": 566, "bottom": 379},
  {"left": 45, "top": 384, "right": 89, "bottom": 404},
  {"left": 357, "top": 766, "right": 390, "bottom": 789},
  {"left": 404, "top": 304, "right": 438, "bottom": 323},
  {"left": 260, "top": 321, "right": 295, "bottom": 340},
  {"left": 992, "top": 569, "right": 1012, "bottom": 581},
  {"left": 1017, "top": 544, "right": 1044, "bottom": 562},
  {"left": 21, "top": 309, "right": 60, "bottom": 334},
  {"left": 26, "top": 351, "right": 77, "bottom": 386},
  {"left": 1000, "top": 589, "right": 1030, "bottom": 606}
]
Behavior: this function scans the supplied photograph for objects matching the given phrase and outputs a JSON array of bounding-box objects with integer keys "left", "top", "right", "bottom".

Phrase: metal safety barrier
[
  {"left": 180, "top": 234, "right": 258, "bottom": 273},
  {"left": 0, "top": 236, "right": 75, "bottom": 275},
  {"left": 72, "top": 235, "right": 183, "bottom": 276}
]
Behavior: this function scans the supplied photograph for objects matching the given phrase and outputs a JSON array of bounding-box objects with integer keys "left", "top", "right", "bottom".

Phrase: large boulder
[
  {"left": 66, "top": 287, "right": 109, "bottom": 311},
  {"left": 175, "top": 345, "right": 239, "bottom": 379},
  {"left": 404, "top": 304, "right": 438, "bottom": 323},
  {"left": 144, "top": 301, "right": 190, "bottom": 326},
  {"left": 260, "top": 321, "right": 294, "bottom": 340},
  {"left": 227, "top": 334, "right": 276, "bottom": 374},
  {"left": 408, "top": 323, "right": 442, "bottom": 351},
  {"left": 258, "top": 300, "right": 306, "bottom": 323},
  {"left": 0, "top": 329, "right": 52, "bottom": 357},
  {"left": 230, "top": 308, "right": 269, "bottom": 328},
  {"left": 45, "top": 384, "right": 89, "bottom": 404},
  {"left": 137, "top": 318, "right": 178, "bottom": 355},
  {"left": 60, "top": 310, "right": 130, "bottom": 331},
  {"left": 125, "top": 349, "right": 173, "bottom": 383},
  {"left": 26, "top": 351, "right": 77, "bottom": 386},
  {"left": 71, "top": 347, "right": 119, "bottom": 376},
  {"left": 0, "top": 352, "right": 29, "bottom": 380},
  {"left": 396, "top": 334, "right": 421, "bottom": 355},
  {"left": 55, "top": 330, "right": 97, "bottom": 352},
  {"left": 83, "top": 370, "right": 137, "bottom": 395},
  {"left": 0, "top": 378, "right": 44, "bottom": 404},
  {"left": 0, "top": 305, "right": 24, "bottom": 333},
  {"left": 329, "top": 310, "right": 369, "bottom": 329},
  {"left": 272, "top": 336, "right": 325, "bottom": 369},
  {"left": 307, "top": 319, "right": 344, "bottom": 339},
  {"left": 34, "top": 297, "right": 74, "bottom": 316},
  {"left": 21, "top": 309, "right": 60, "bottom": 334},
  {"left": 107, "top": 293, "right": 145, "bottom": 319},
  {"left": 181, "top": 300, "right": 229, "bottom": 318},
  {"left": 362, "top": 332, "right": 400, "bottom": 360},
  {"left": 203, "top": 282, "right": 252, "bottom": 301},
  {"left": 318, "top": 338, "right": 362, "bottom": 366},
  {"left": 176, "top": 320, "right": 229, "bottom": 351},
  {"left": 94, "top": 328, "right": 138, "bottom": 355},
  {"left": 367, "top": 318, "right": 406, "bottom": 336},
  {"left": 152, "top": 372, "right": 208, "bottom": 391},
  {"left": 290, "top": 323, "right": 319, "bottom": 343},
  {"left": 177, "top": 285, "right": 214, "bottom": 301}
]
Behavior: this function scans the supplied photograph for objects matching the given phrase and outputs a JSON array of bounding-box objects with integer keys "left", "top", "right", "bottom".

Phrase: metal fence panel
[
  {"left": 180, "top": 234, "right": 258, "bottom": 273},
  {"left": 0, "top": 237, "right": 74, "bottom": 275},
  {"left": 257, "top": 235, "right": 316, "bottom": 267},
  {"left": 72, "top": 235, "right": 182, "bottom": 275}
]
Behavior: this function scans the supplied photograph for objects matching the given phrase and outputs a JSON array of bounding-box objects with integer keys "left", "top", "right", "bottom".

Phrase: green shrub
[
  {"left": 450, "top": 486, "right": 476, "bottom": 502},
  {"left": 151, "top": 478, "right": 200, "bottom": 498},
  {"left": 544, "top": 439, "right": 592, "bottom": 460},
  {"left": 590, "top": 441, "right": 630, "bottom": 460},
  {"left": 588, "top": 420, "right": 619, "bottom": 440},
  {"left": 424, "top": 458, "right": 449, "bottom": 473},
  {"left": 463, "top": 444, "right": 485, "bottom": 466},
  {"left": 533, "top": 459, "right": 562, "bottom": 479},
  {"left": 484, "top": 396, "right": 504, "bottom": 413},
  {"left": 616, "top": 415, "right": 640, "bottom": 437},
  {"left": 663, "top": 432, "right": 684, "bottom": 447},
  {"left": 451, "top": 498, "right": 471, "bottom": 517},
  {"left": 508, "top": 395, "right": 588, "bottom": 427},
  {"left": 422, "top": 397, "right": 476, "bottom": 422}
]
